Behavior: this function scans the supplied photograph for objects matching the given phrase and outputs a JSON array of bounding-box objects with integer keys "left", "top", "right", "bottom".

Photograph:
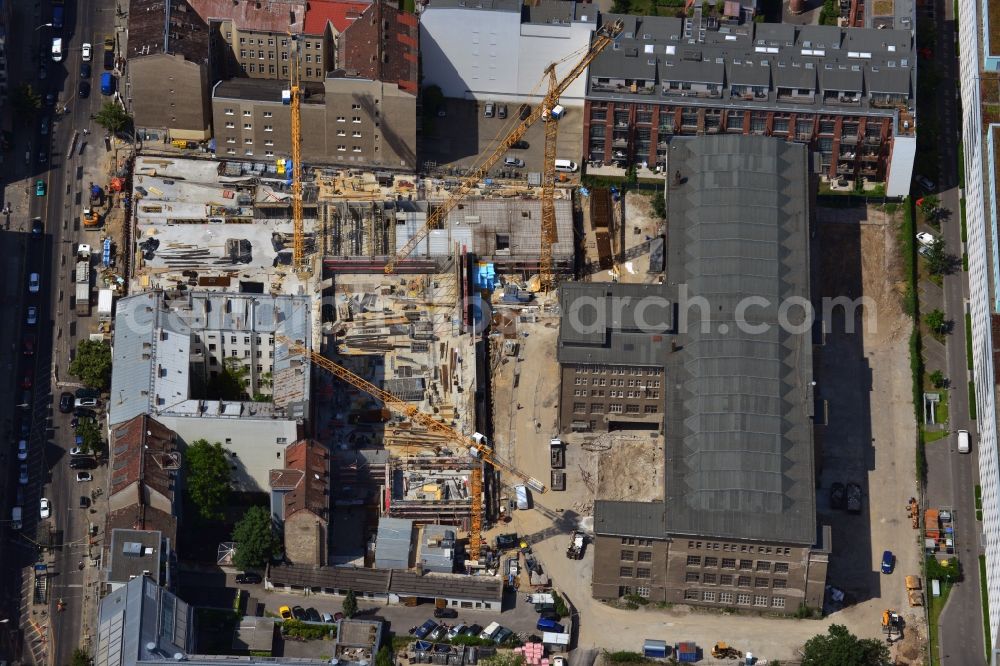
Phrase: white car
[
  {"left": 17, "top": 440, "right": 28, "bottom": 461},
  {"left": 76, "top": 471, "right": 93, "bottom": 482},
  {"left": 75, "top": 397, "right": 99, "bottom": 408},
  {"left": 28, "top": 273, "right": 40, "bottom": 293},
  {"left": 26, "top": 306, "right": 37, "bottom": 325},
  {"left": 82, "top": 43, "right": 92, "bottom": 62},
  {"left": 39, "top": 498, "right": 50, "bottom": 519},
  {"left": 447, "top": 624, "right": 466, "bottom": 640},
  {"left": 70, "top": 446, "right": 87, "bottom": 456},
  {"left": 916, "top": 231, "right": 937, "bottom": 247},
  {"left": 51, "top": 37, "right": 63, "bottom": 62}
]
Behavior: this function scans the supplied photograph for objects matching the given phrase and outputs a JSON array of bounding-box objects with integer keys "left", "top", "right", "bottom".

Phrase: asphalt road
[
  {"left": 1, "top": 0, "right": 118, "bottom": 662},
  {"left": 921, "top": 0, "right": 985, "bottom": 661}
]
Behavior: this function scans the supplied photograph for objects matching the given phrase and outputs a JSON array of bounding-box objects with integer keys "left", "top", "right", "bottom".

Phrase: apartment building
[
  {"left": 584, "top": 12, "right": 917, "bottom": 196},
  {"left": 589, "top": 135, "right": 829, "bottom": 615},
  {"left": 557, "top": 283, "right": 670, "bottom": 432},
  {"left": 210, "top": 1, "right": 418, "bottom": 168},
  {"left": 126, "top": 0, "right": 213, "bottom": 140}
]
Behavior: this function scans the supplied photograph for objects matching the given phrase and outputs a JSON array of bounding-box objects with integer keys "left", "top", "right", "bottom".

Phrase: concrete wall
[
  {"left": 558, "top": 363, "right": 665, "bottom": 433},
  {"left": 159, "top": 415, "right": 300, "bottom": 492},
  {"left": 284, "top": 511, "right": 327, "bottom": 566},
  {"left": 217, "top": 23, "right": 333, "bottom": 83},
  {"left": 129, "top": 53, "right": 212, "bottom": 140}
]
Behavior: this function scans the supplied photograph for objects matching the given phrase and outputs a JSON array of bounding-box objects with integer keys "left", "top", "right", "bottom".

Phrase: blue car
[
  {"left": 881, "top": 550, "right": 895, "bottom": 574},
  {"left": 414, "top": 619, "right": 438, "bottom": 640}
]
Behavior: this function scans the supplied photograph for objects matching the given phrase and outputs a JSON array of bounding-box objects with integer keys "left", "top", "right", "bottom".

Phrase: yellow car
[{"left": 279, "top": 605, "right": 292, "bottom": 620}]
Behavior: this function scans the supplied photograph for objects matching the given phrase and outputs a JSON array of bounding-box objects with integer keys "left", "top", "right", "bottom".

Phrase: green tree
[
  {"left": 76, "top": 418, "right": 102, "bottom": 454},
  {"left": 94, "top": 101, "right": 132, "bottom": 133},
  {"left": 232, "top": 505, "right": 280, "bottom": 569},
  {"left": 918, "top": 195, "right": 940, "bottom": 215},
  {"left": 343, "top": 589, "right": 358, "bottom": 618},
  {"left": 375, "top": 646, "right": 393, "bottom": 666},
  {"left": 801, "top": 624, "right": 890, "bottom": 665},
  {"left": 929, "top": 369, "right": 947, "bottom": 388},
  {"left": 68, "top": 340, "right": 113, "bottom": 390},
  {"left": 11, "top": 84, "right": 42, "bottom": 114},
  {"left": 818, "top": 0, "right": 839, "bottom": 25},
  {"left": 926, "top": 555, "right": 963, "bottom": 584},
  {"left": 185, "top": 439, "right": 231, "bottom": 521},
  {"left": 925, "top": 238, "right": 954, "bottom": 276},
  {"left": 482, "top": 654, "right": 526, "bottom": 666},
  {"left": 70, "top": 649, "right": 92, "bottom": 666},
  {"left": 650, "top": 189, "right": 666, "bottom": 220},
  {"left": 925, "top": 309, "right": 949, "bottom": 335}
]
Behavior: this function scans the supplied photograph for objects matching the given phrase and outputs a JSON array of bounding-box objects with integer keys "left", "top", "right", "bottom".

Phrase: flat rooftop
[{"left": 107, "top": 529, "right": 162, "bottom": 585}]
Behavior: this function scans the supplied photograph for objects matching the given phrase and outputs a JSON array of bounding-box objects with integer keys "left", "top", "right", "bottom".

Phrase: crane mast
[
  {"left": 279, "top": 337, "right": 546, "bottom": 561},
  {"left": 384, "top": 19, "right": 624, "bottom": 275},
  {"left": 289, "top": 35, "right": 305, "bottom": 271}
]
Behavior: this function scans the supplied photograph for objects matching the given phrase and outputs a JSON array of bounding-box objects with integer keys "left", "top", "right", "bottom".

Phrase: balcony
[
  {"left": 591, "top": 81, "right": 656, "bottom": 95},
  {"left": 823, "top": 92, "right": 862, "bottom": 106},
  {"left": 663, "top": 86, "right": 722, "bottom": 100},
  {"left": 612, "top": 137, "right": 629, "bottom": 148},
  {"left": 730, "top": 88, "right": 770, "bottom": 101},
  {"left": 861, "top": 152, "right": 880, "bottom": 162},
  {"left": 836, "top": 164, "right": 855, "bottom": 174},
  {"left": 838, "top": 152, "right": 856, "bottom": 160},
  {"left": 870, "top": 94, "right": 908, "bottom": 109},
  {"left": 863, "top": 135, "right": 882, "bottom": 145},
  {"left": 776, "top": 89, "right": 815, "bottom": 104},
  {"left": 840, "top": 134, "right": 858, "bottom": 145}
]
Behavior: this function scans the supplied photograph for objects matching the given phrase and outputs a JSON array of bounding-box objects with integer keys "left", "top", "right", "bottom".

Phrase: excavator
[{"left": 881, "top": 609, "right": 903, "bottom": 640}]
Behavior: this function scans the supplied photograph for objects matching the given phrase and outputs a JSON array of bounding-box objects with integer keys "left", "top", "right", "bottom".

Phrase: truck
[
  {"left": 52, "top": 4, "right": 64, "bottom": 29},
  {"left": 10, "top": 506, "right": 21, "bottom": 531},
  {"left": 846, "top": 482, "right": 862, "bottom": 514},
  {"left": 550, "top": 438, "right": 565, "bottom": 469},
  {"left": 97, "top": 289, "right": 114, "bottom": 321},
  {"left": 100, "top": 71, "right": 115, "bottom": 96},
  {"left": 514, "top": 484, "right": 531, "bottom": 510},
  {"left": 551, "top": 470, "right": 566, "bottom": 491},
  {"left": 75, "top": 244, "right": 91, "bottom": 316},
  {"left": 673, "top": 642, "right": 699, "bottom": 663},
  {"left": 566, "top": 531, "right": 586, "bottom": 560},
  {"left": 82, "top": 184, "right": 104, "bottom": 228}
]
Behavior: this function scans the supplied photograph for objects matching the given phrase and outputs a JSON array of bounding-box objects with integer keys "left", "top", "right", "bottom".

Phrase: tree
[
  {"left": 482, "top": 654, "right": 526, "bottom": 666},
  {"left": 232, "top": 505, "right": 280, "bottom": 569},
  {"left": 343, "top": 589, "right": 358, "bottom": 618},
  {"left": 69, "top": 340, "right": 113, "bottom": 390},
  {"left": 650, "top": 189, "right": 666, "bottom": 220},
  {"left": 375, "top": 646, "right": 393, "bottom": 666},
  {"left": 94, "top": 101, "right": 131, "bottom": 133},
  {"left": 185, "top": 439, "right": 231, "bottom": 521},
  {"left": 924, "top": 309, "right": 949, "bottom": 335},
  {"left": 70, "top": 649, "right": 92, "bottom": 666},
  {"left": 930, "top": 369, "right": 948, "bottom": 388},
  {"left": 801, "top": 624, "right": 890, "bottom": 666},
  {"left": 11, "top": 84, "right": 42, "bottom": 114},
  {"left": 926, "top": 555, "right": 963, "bottom": 584},
  {"left": 918, "top": 195, "right": 940, "bottom": 215},
  {"left": 76, "top": 418, "right": 102, "bottom": 454},
  {"left": 925, "top": 238, "right": 954, "bottom": 276}
]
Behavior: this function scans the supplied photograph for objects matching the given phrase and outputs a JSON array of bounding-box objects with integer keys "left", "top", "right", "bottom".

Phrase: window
[
  {"left": 618, "top": 586, "right": 633, "bottom": 596},
  {"left": 226, "top": 148, "right": 236, "bottom": 155},
  {"left": 224, "top": 108, "right": 234, "bottom": 115},
  {"left": 719, "top": 574, "right": 733, "bottom": 586},
  {"left": 352, "top": 103, "right": 362, "bottom": 109},
  {"left": 721, "top": 558, "right": 736, "bottom": 569},
  {"left": 621, "top": 537, "right": 635, "bottom": 545},
  {"left": 754, "top": 595, "right": 769, "bottom": 607},
  {"left": 686, "top": 556, "right": 701, "bottom": 566},
  {"left": 268, "top": 38, "right": 274, "bottom": 46},
  {"left": 281, "top": 66, "right": 288, "bottom": 76},
  {"left": 243, "top": 110, "right": 252, "bottom": 117},
  {"left": 755, "top": 578, "right": 769, "bottom": 588},
  {"left": 573, "top": 402, "right": 586, "bottom": 413},
  {"left": 240, "top": 49, "right": 247, "bottom": 58},
  {"left": 591, "top": 404, "right": 604, "bottom": 414},
  {"left": 704, "top": 557, "right": 718, "bottom": 567},
  {"left": 352, "top": 146, "right": 362, "bottom": 152},
  {"left": 685, "top": 572, "right": 699, "bottom": 583},
  {"left": 684, "top": 590, "right": 699, "bottom": 601},
  {"left": 264, "top": 125, "right": 273, "bottom": 132},
  {"left": 225, "top": 122, "right": 235, "bottom": 129},
  {"left": 352, "top": 131, "right": 362, "bottom": 137},
  {"left": 774, "top": 562, "right": 789, "bottom": 574},
  {"left": 337, "top": 144, "right": 346, "bottom": 152},
  {"left": 243, "top": 123, "right": 252, "bottom": 130},
  {"left": 636, "top": 568, "right": 650, "bottom": 579},
  {"left": 337, "top": 130, "right": 346, "bottom": 136},
  {"left": 621, "top": 550, "right": 634, "bottom": 561},
  {"left": 337, "top": 116, "right": 346, "bottom": 122},
  {"left": 625, "top": 404, "right": 640, "bottom": 414},
  {"left": 772, "top": 578, "right": 786, "bottom": 589},
  {"left": 772, "top": 596, "right": 786, "bottom": 608},
  {"left": 756, "top": 561, "right": 771, "bottom": 571},
  {"left": 637, "top": 586, "right": 650, "bottom": 598},
  {"left": 264, "top": 140, "right": 273, "bottom": 146},
  {"left": 282, "top": 52, "right": 289, "bottom": 60},
  {"left": 239, "top": 37, "right": 246, "bottom": 44},
  {"left": 702, "top": 591, "right": 716, "bottom": 602},
  {"left": 637, "top": 551, "right": 652, "bottom": 562},
  {"left": 258, "top": 50, "right": 264, "bottom": 59},
  {"left": 352, "top": 116, "right": 362, "bottom": 123},
  {"left": 306, "top": 68, "right": 313, "bottom": 77},
  {"left": 620, "top": 567, "right": 633, "bottom": 577},
  {"left": 703, "top": 573, "right": 716, "bottom": 585},
  {"left": 263, "top": 111, "right": 273, "bottom": 118},
  {"left": 244, "top": 138, "right": 253, "bottom": 145},
  {"left": 609, "top": 404, "right": 623, "bottom": 413},
  {"left": 305, "top": 54, "right": 312, "bottom": 63},
  {"left": 739, "top": 559, "right": 753, "bottom": 570},
  {"left": 737, "top": 593, "right": 752, "bottom": 606}
]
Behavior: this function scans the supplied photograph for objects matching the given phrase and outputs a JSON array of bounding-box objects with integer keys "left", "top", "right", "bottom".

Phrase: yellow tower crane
[
  {"left": 288, "top": 34, "right": 305, "bottom": 271},
  {"left": 279, "top": 337, "right": 545, "bottom": 562},
  {"left": 383, "top": 19, "right": 624, "bottom": 277}
]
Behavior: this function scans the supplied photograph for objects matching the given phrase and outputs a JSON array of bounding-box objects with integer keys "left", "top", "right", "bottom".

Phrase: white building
[
  {"left": 109, "top": 290, "right": 312, "bottom": 491},
  {"left": 419, "top": 0, "right": 596, "bottom": 104}
]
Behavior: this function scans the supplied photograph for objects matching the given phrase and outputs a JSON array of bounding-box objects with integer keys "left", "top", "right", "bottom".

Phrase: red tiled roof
[
  {"left": 303, "top": 0, "right": 369, "bottom": 35},
  {"left": 339, "top": 1, "right": 418, "bottom": 94},
  {"left": 188, "top": 0, "right": 307, "bottom": 33},
  {"left": 281, "top": 439, "right": 330, "bottom": 521},
  {"left": 109, "top": 415, "right": 179, "bottom": 501},
  {"left": 106, "top": 505, "right": 177, "bottom": 545}
]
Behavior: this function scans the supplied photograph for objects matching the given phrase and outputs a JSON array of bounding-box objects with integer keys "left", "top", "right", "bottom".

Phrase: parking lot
[{"left": 418, "top": 98, "right": 583, "bottom": 177}]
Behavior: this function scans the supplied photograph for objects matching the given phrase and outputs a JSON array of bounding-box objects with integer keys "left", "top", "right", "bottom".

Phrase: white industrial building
[
  {"left": 419, "top": 0, "right": 596, "bottom": 104},
  {"left": 109, "top": 290, "right": 312, "bottom": 491}
]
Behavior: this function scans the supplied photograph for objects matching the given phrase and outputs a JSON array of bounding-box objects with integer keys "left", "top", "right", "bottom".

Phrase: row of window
[
  {"left": 619, "top": 567, "right": 652, "bottom": 578},
  {"left": 201, "top": 335, "right": 274, "bottom": 345},
  {"left": 574, "top": 377, "right": 660, "bottom": 388},
  {"left": 223, "top": 122, "right": 274, "bottom": 132},
  {"left": 573, "top": 403, "right": 657, "bottom": 415},
  {"left": 621, "top": 538, "right": 656, "bottom": 546},
  {"left": 234, "top": 35, "right": 322, "bottom": 50},
  {"left": 572, "top": 390, "right": 660, "bottom": 401},
  {"left": 620, "top": 550, "right": 652, "bottom": 562},
  {"left": 574, "top": 366, "right": 660, "bottom": 376},
  {"left": 224, "top": 149, "right": 274, "bottom": 157},
  {"left": 686, "top": 555, "right": 790, "bottom": 573},
  {"left": 685, "top": 572, "right": 787, "bottom": 589},
  {"left": 688, "top": 541, "right": 794, "bottom": 556},
  {"left": 685, "top": 590, "right": 786, "bottom": 609}
]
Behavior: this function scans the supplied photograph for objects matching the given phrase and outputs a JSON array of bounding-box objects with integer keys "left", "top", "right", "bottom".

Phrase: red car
[
  {"left": 20, "top": 373, "right": 32, "bottom": 389},
  {"left": 22, "top": 335, "right": 35, "bottom": 356}
]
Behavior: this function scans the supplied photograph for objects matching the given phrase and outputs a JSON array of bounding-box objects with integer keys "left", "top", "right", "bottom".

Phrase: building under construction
[{"left": 383, "top": 455, "right": 481, "bottom": 528}]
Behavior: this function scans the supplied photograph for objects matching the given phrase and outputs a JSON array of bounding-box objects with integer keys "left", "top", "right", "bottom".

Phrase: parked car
[
  {"left": 503, "top": 157, "right": 524, "bottom": 168},
  {"left": 511, "top": 140, "right": 529, "bottom": 150},
  {"left": 80, "top": 63, "right": 92, "bottom": 79},
  {"left": 17, "top": 440, "right": 28, "bottom": 461},
  {"left": 334, "top": 612, "right": 344, "bottom": 621},
  {"left": 498, "top": 104, "right": 508, "bottom": 119},
  {"left": 881, "top": 550, "right": 895, "bottom": 574},
  {"left": 35, "top": 180, "right": 46, "bottom": 197},
  {"left": 18, "top": 464, "right": 28, "bottom": 485},
  {"left": 31, "top": 218, "right": 44, "bottom": 236},
  {"left": 915, "top": 174, "right": 936, "bottom": 191},
  {"left": 28, "top": 272, "right": 40, "bottom": 292},
  {"left": 305, "top": 608, "right": 321, "bottom": 622},
  {"left": 447, "top": 624, "right": 466, "bottom": 640},
  {"left": 22, "top": 335, "right": 35, "bottom": 356},
  {"left": 40, "top": 119, "right": 49, "bottom": 135},
  {"left": 21, "top": 373, "right": 33, "bottom": 389},
  {"left": 829, "top": 482, "right": 846, "bottom": 510},
  {"left": 82, "top": 43, "right": 92, "bottom": 61},
  {"left": 428, "top": 625, "right": 447, "bottom": 641},
  {"left": 916, "top": 231, "right": 937, "bottom": 247},
  {"left": 26, "top": 306, "right": 37, "bottom": 326},
  {"left": 39, "top": 498, "right": 50, "bottom": 519},
  {"left": 463, "top": 624, "right": 482, "bottom": 637},
  {"left": 80, "top": 496, "right": 91, "bottom": 508},
  {"left": 75, "top": 472, "right": 93, "bottom": 482},
  {"left": 493, "top": 627, "right": 514, "bottom": 644},
  {"left": 321, "top": 612, "right": 334, "bottom": 623},
  {"left": 235, "top": 572, "right": 262, "bottom": 584},
  {"left": 79, "top": 81, "right": 91, "bottom": 98},
  {"left": 484, "top": 102, "right": 495, "bottom": 118},
  {"left": 75, "top": 397, "right": 99, "bottom": 408},
  {"left": 70, "top": 446, "right": 89, "bottom": 457},
  {"left": 74, "top": 407, "right": 97, "bottom": 419},
  {"left": 518, "top": 104, "right": 531, "bottom": 120},
  {"left": 279, "top": 606, "right": 292, "bottom": 620},
  {"left": 69, "top": 457, "right": 97, "bottom": 470},
  {"left": 433, "top": 607, "right": 458, "bottom": 619},
  {"left": 291, "top": 606, "right": 307, "bottom": 621},
  {"left": 414, "top": 619, "right": 438, "bottom": 639},
  {"left": 59, "top": 392, "right": 75, "bottom": 413}
]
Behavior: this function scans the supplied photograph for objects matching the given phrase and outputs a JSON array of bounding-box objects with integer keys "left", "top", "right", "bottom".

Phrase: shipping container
[{"left": 643, "top": 640, "right": 668, "bottom": 659}]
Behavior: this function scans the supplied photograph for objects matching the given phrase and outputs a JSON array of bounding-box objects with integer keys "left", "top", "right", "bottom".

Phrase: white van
[
  {"left": 554, "top": 159, "right": 578, "bottom": 173},
  {"left": 51, "top": 37, "right": 63, "bottom": 62},
  {"left": 11, "top": 506, "right": 22, "bottom": 531},
  {"left": 957, "top": 429, "right": 970, "bottom": 454}
]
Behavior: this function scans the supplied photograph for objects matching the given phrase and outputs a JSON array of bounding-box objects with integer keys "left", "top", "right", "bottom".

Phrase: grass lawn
[
  {"left": 966, "top": 313, "right": 974, "bottom": 370},
  {"left": 969, "top": 381, "right": 978, "bottom": 420},
  {"left": 928, "top": 580, "right": 953, "bottom": 666},
  {"left": 924, "top": 429, "right": 949, "bottom": 443},
  {"left": 981, "top": 555, "right": 992, "bottom": 656}
]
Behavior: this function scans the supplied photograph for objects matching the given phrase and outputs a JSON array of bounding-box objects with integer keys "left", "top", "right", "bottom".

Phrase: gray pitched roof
[
  {"left": 557, "top": 283, "right": 673, "bottom": 367},
  {"left": 594, "top": 501, "right": 667, "bottom": 539},
  {"left": 730, "top": 62, "right": 770, "bottom": 87},
  {"left": 820, "top": 66, "right": 863, "bottom": 92},
  {"left": 772, "top": 63, "right": 815, "bottom": 89},
  {"left": 661, "top": 135, "right": 816, "bottom": 546},
  {"left": 867, "top": 66, "right": 911, "bottom": 94}
]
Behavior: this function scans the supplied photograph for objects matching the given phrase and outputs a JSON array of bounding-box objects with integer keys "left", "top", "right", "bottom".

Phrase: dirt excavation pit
[{"left": 572, "top": 433, "right": 664, "bottom": 513}]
